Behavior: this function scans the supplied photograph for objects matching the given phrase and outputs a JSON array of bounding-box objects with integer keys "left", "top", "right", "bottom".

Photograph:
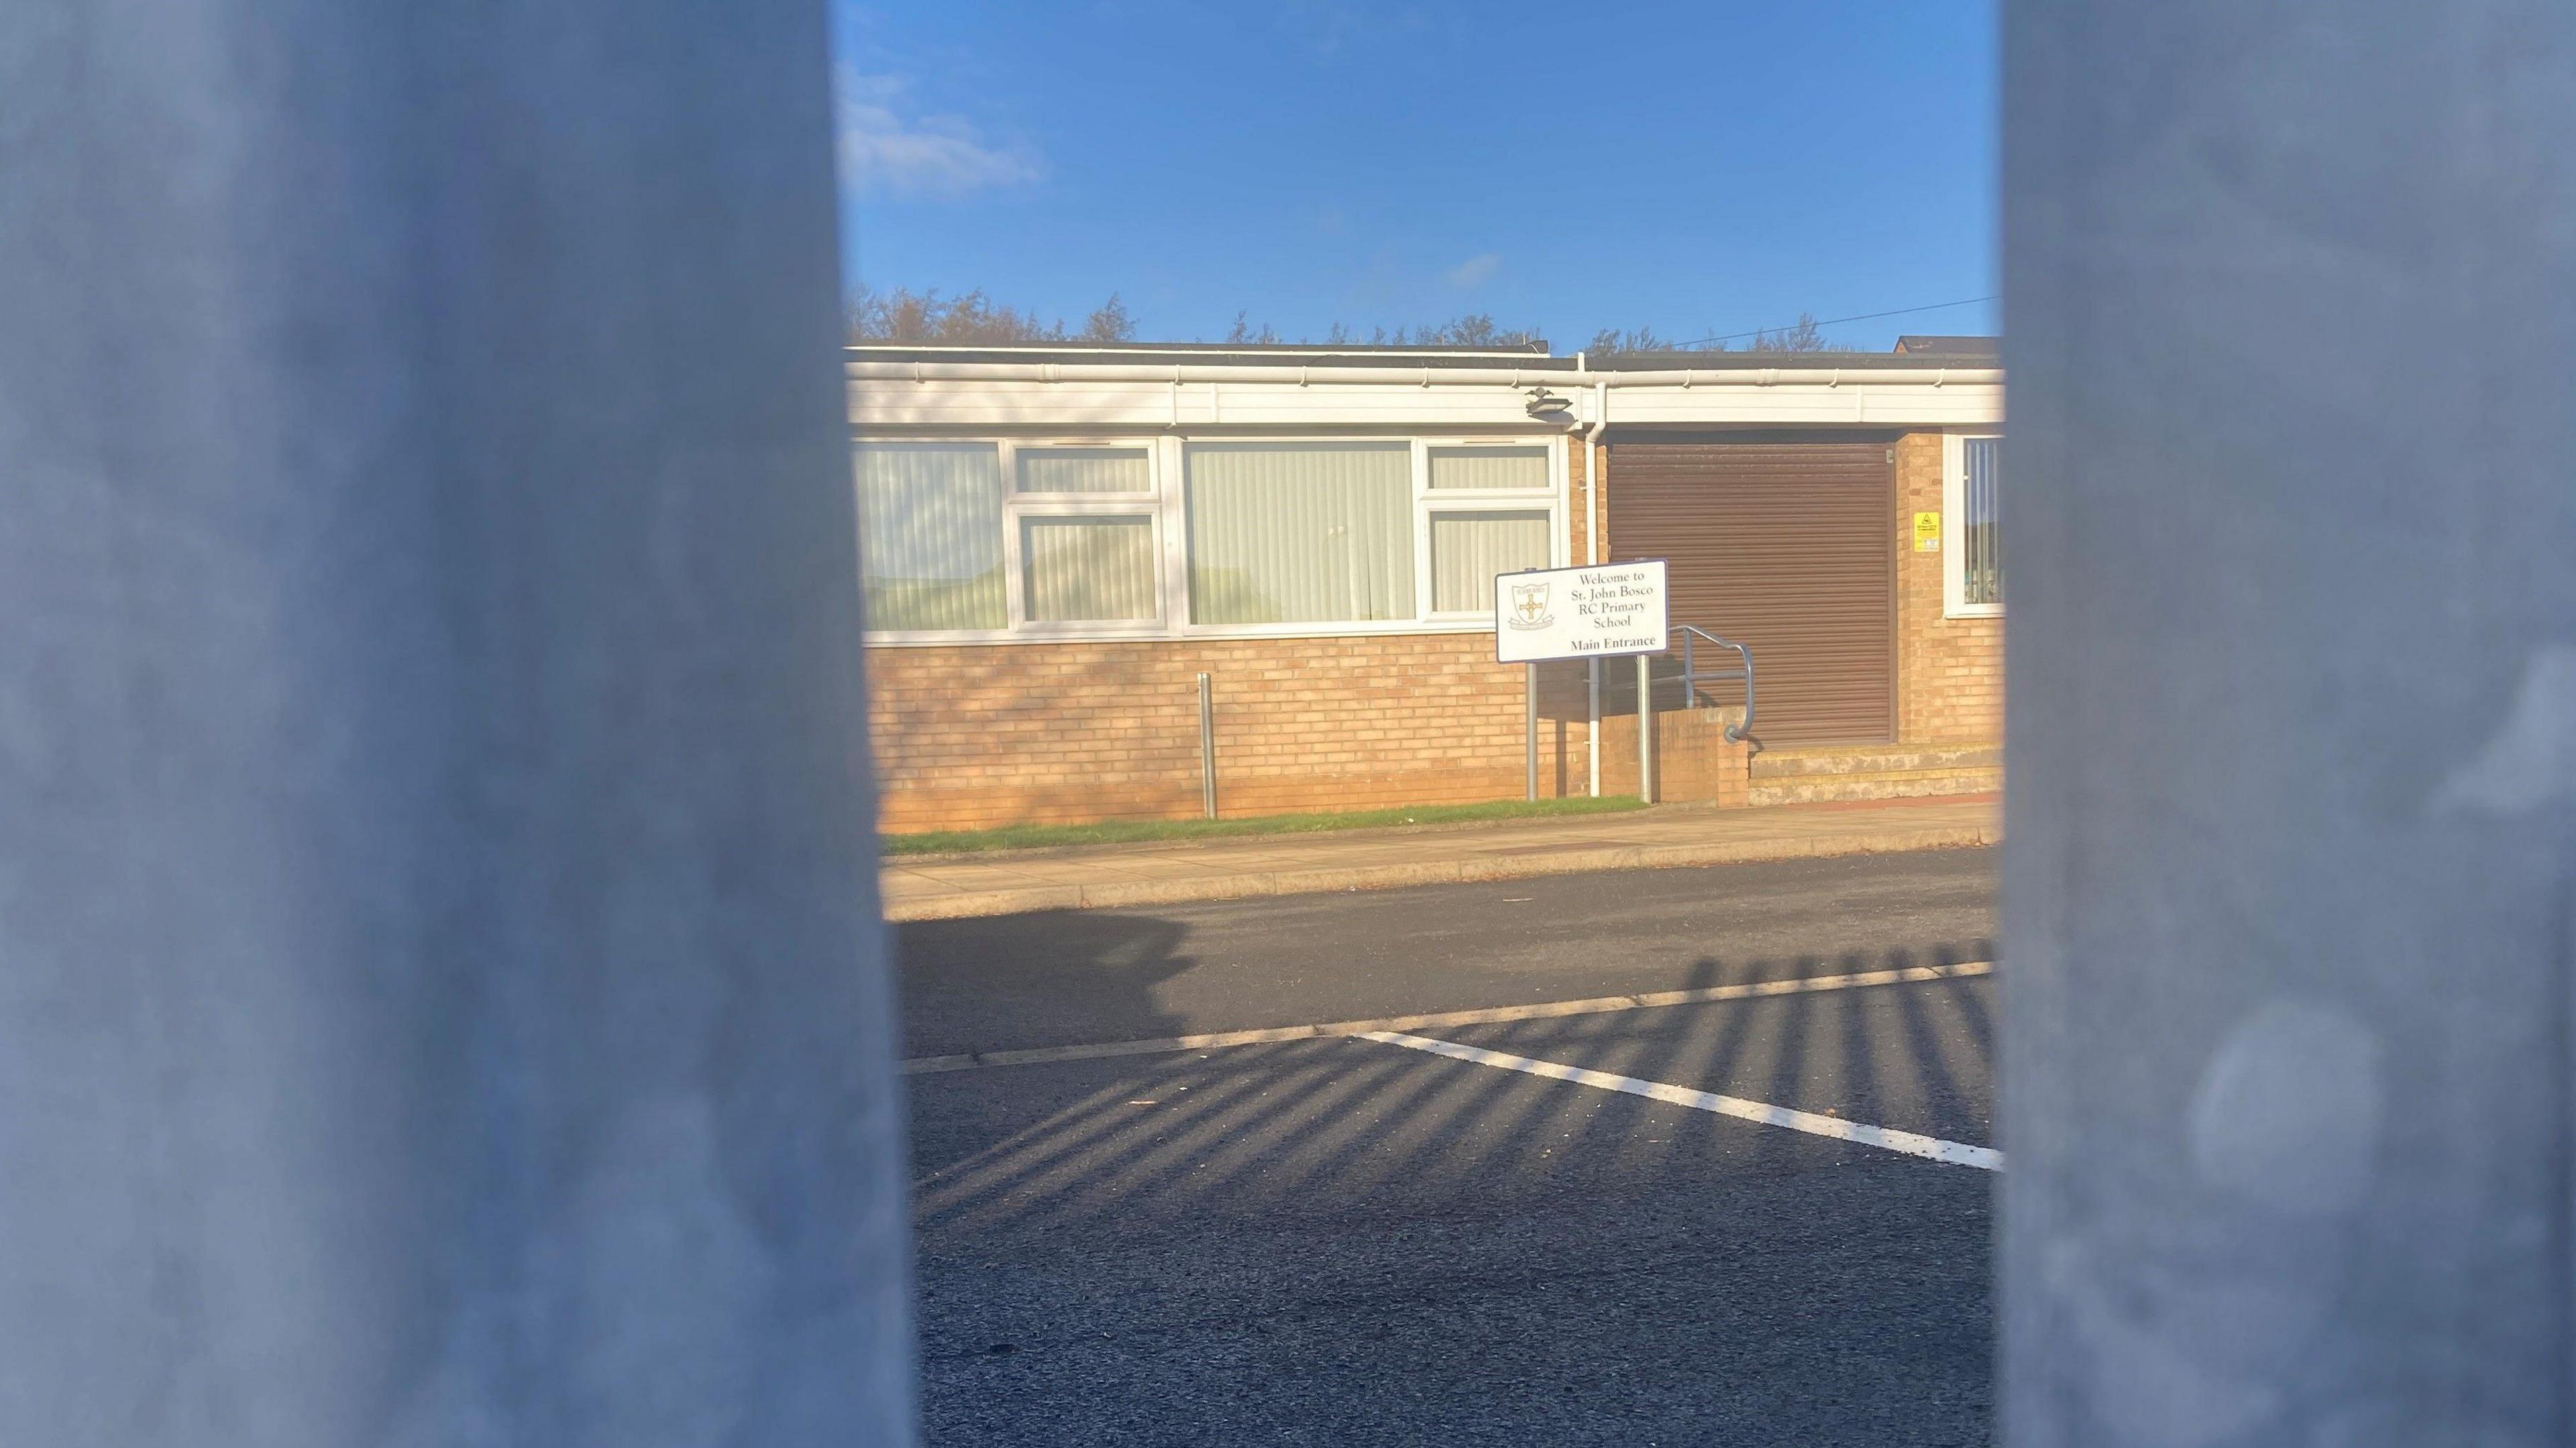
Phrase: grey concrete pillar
[
  {"left": 2004, "top": 3, "right": 2576, "bottom": 1445},
  {"left": 0, "top": 1, "right": 911, "bottom": 1445}
]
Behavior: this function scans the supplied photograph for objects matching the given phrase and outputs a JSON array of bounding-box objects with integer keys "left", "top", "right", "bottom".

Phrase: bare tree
[
  {"left": 1585, "top": 325, "right": 1686, "bottom": 354},
  {"left": 1222, "top": 311, "right": 1281, "bottom": 345},
  {"left": 1409, "top": 313, "right": 1542, "bottom": 347},
  {"left": 854, "top": 289, "right": 1552, "bottom": 349},
  {"left": 1741, "top": 312, "right": 1833, "bottom": 353},
  {"left": 1586, "top": 313, "right": 1841, "bottom": 355},
  {"left": 847, "top": 284, "right": 1124, "bottom": 345},
  {"left": 1079, "top": 294, "right": 1137, "bottom": 343},
  {"left": 1313, "top": 315, "right": 1542, "bottom": 347}
]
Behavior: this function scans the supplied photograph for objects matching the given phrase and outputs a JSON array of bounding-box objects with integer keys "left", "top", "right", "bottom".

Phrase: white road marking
[
  {"left": 1356, "top": 1029, "right": 2002, "bottom": 1171},
  {"left": 904, "top": 960, "right": 1993, "bottom": 1074}
]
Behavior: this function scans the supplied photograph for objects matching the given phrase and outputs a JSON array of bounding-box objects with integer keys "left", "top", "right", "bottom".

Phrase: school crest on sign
[{"left": 1507, "top": 579, "right": 1553, "bottom": 629}]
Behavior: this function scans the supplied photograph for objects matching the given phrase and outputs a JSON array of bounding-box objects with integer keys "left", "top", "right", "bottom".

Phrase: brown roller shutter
[{"left": 1608, "top": 438, "right": 1894, "bottom": 744}]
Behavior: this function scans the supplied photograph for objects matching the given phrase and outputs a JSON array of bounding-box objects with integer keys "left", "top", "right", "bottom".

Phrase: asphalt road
[{"left": 898, "top": 847, "right": 1998, "bottom": 1446}]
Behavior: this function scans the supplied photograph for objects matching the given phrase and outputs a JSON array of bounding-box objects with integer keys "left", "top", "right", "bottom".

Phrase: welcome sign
[{"left": 1493, "top": 560, "right": 1669, "bottom": 664}]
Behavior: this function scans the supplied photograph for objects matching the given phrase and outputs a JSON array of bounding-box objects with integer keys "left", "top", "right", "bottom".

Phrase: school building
[{"left": 849, "top": 337, "right": 2004, "bottom": 833}]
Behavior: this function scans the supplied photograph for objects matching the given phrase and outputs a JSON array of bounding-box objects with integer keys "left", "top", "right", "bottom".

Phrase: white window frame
[
  {"left": 1174, "top": 435, "right": 1565, "bottom": 638},
  {"left": 1415, "top": 439, "right": 1564, "bottom": 623},
  {"left": 851, "top": 437, "right": 1165, "bottom": 644},
  {"left": 1943, "top": 430, "right": 2004, "bottom": 619},
  {"left": 1004, "top": 439, "right": 1164, "bottom": 636},
  {"left": 857, "top": 432, "right": 1566, "bottom": 645}
]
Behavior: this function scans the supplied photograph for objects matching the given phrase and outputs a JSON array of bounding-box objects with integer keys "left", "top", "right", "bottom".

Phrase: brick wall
[
  {"left": 1573, "top": 435, "right": 1605, "bottom": 565},
  {"left": 867, "top": 632, "right": 1748, "bottom": 832},
  {"left": 868, "top": 635, "right": 1668, "bottom": 832},
  {"left": 1894, "top": 431, "right": 2005, "bottom": 742}
]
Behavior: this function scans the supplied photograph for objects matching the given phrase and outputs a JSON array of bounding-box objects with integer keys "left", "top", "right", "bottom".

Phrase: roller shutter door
[{"left": 1608, "top": 439, "right": 1894, "bottom": 744}]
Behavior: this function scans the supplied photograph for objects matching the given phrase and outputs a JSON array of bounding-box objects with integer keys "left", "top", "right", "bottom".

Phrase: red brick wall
[
  {"left": 866, "top": 632, "right": 1749, "bottom": 832},
  {"left": 1894, "top": 431, "right": 2005, "bottom": 742},
  {"left": 867, "top": 635, "right": 1642, "bottom": 832},
  {"left": 1572, "top": 436, "right": 1605, "bottom": 566}
]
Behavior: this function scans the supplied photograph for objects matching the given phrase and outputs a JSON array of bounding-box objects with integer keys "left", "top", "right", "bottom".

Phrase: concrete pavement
[{"left": 881, "top": 793, "right": 2000, "bottom": 922}]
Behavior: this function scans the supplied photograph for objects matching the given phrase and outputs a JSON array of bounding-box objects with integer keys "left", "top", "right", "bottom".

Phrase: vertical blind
[
  {"left": 1018, "top": 446, "right": 1150, "bottom": 494},
  {"left": 857, "top": 438, "right": 1562, "bottom": 632},
  {"left": 1963, "top": 437, "right": 2002, "bottom": 606},
  {"left": 1022, "top": 516, "right": 1156, "bottom": 622},
  {"left": 1428, "top": 445, "right": 1550, "bottom": 490},
  {"left": 855, "top": 443, "right": 1005, "bottom": 630},
  {"left": 1430, "top": 510, "right": 1552, "bottom": 613},
  {"left": 1185, "top": 443, "right": 1413, "bottom": 624}
]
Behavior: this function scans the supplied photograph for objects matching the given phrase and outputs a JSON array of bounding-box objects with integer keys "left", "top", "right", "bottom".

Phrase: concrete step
[
  {"left": 1746, "top": 759, "right": 2003, "bottom": 807},
  {"left": 1748, "top": 742, "right": 2002, "bottom": 779},
  {"left": 1748, "top": 769, "right": 2003, "bottom": 806}
]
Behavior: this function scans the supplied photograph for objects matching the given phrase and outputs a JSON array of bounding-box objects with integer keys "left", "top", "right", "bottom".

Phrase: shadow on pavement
[
  {"left": 909, "top": 938, "right": 1994, "bottom": 1239},
  {"left": 896, "top": 907, "right": 1197, "bottom": 1060}
]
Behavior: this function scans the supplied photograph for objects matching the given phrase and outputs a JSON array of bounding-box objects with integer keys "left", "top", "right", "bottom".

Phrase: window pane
[
  {"left": 1431, "top": 510, "right": 1552, "bottom": 614},
  {"left": 1185, "top": 443, "right": 1413, "bottom": 624},
  {"left": 1022, "top": 516, "right": 1157, "bottom": 622},
  {"left": 855, "top": 443, "right": 1005, "bottom": 630},
  {"left": 1963, "top": 437, "right": 2002, "bottom": 606},
  {"left": 1428, "top": 445, "right": 1550, "bottom": 490},
  {"left": 1018, "top": 446, "right": 1150, "bottom": 494}
]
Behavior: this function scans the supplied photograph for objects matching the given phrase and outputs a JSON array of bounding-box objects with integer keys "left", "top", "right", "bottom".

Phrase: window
[
  {"left": 857, "top": 435, "right": 1562, "bottom": 638},
  {"left": 857, "top": 440, "right": 1163, "bottom": 634},
  {"left": 1430, "top": 510, "right": 1552, "bottom": 614},
  {"left": 1422, "top": 442, "right": 1558, "bottom": 618},
  {"left": 1185, "top": 442, "right": 1414, "bottom": 624},
  {"left": 1428, "top": 445, "right": 1550, "bottom": 490},
  {"left": 1022, "top": 516, "right": 1156, "bottom": 622},
  {"left": 1018, "top": 446, "right": 1150, "bottom": 494},
  {"left": 1010, "top": 444, "right": 1160, "bottom": 630},
  {"left": 1945, "top": 434, "right": 2004, "bottom": 616},
  {"left": 855, "top": 443, "right": 1006, "bottom": 631}
]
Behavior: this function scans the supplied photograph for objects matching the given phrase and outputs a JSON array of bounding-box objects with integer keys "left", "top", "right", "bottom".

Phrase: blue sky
[{"left": 833, "top": 1, "right": 1997, "bottom": 351}]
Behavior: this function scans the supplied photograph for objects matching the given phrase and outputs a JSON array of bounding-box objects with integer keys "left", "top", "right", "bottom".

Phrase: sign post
[
  {"left": 1495, "top": 560, "right": 1670, "bottom": 804},
  {"left": 1524, "top": 665, "right": 1539, "bottom": 800},
  {"left": 1639, "top": 653, "right": 1655, "bottom": 803}
]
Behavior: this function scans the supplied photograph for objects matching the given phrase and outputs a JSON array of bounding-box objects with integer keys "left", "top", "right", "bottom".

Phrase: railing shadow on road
[{"left": 908, "top": 938, "right": 1996, "bottom": 1239}]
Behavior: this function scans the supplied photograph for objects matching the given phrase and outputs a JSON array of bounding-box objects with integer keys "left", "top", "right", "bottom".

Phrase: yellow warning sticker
[{"left": 1913, "top": 511, "right": 1943, "bottom": 552}]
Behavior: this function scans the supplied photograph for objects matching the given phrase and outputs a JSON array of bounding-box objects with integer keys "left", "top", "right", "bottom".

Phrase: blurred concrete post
[
  {"left": 0, "top": 1, "right": 912, "bottom": 1445},
  {"left": 2005, "top": 4, "right": 2576, "bottom": 1444},
  {"left": 1638, "top": 653, "right": 1655, "bottom": 802}
]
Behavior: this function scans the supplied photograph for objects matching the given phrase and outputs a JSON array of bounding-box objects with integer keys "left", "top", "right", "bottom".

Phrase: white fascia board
[
  {"left": 1603, "top": 383, "right": 2005, "bottom": 427},
  {"left": 851, "top": 378, "right": 2004, "bottom": 431},
  {"left": 854, "top": 380, "right": 1567, "bottom": 431},
  {"left": 853, "top": 380, "right": 1176, "bottom": 429}
]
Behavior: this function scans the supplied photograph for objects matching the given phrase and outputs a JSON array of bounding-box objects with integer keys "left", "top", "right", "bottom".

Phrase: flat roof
[
  {"left": 846, "top": 341, "right": 1552, "bottom": 370},
  {"left": 846, "top": 339, "right": 2001, "bottom": 372},
  {"left": 1576, "top": 349, "right": 1990, "bottom": 372},
  {"left": 1894, "top": 335, "right": 2003, "bottom": 358}
]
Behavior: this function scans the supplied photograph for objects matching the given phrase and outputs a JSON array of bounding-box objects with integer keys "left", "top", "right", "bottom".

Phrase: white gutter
[
  {"left": 848, "top": 359, "right": 1991, "bottom": 390},
  {"left": 848, "top": 344, "right": 1549, "bottom": 362}
]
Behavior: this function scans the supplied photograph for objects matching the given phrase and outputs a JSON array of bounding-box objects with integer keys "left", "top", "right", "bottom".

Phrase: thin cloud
[
  {"left": 1445, "top": 253, "right": 1502, "bottom": 288},
  {"left": 837, "top": 68, "right": 1040, "bottom": 199}
]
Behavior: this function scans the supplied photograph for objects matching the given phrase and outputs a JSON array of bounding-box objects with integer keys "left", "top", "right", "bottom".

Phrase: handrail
[{"left": 1673, "top": 626, "right": 1756, "bottom": 742}]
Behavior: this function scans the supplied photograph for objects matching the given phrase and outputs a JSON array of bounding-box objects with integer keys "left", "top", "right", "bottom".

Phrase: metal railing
[{"left": 1673, "top": 626, "right": 1756, "bottom": 742}]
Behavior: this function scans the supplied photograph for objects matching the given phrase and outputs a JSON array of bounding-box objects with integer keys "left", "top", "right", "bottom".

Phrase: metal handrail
[{"left": 1673, "top": 626, "right": 1756, "bottom": 742}]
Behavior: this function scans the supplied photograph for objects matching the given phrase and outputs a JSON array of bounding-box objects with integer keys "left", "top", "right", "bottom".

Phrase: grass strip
[{"left": 883, "top": 795, "right": 1648, "bottom": 856}]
